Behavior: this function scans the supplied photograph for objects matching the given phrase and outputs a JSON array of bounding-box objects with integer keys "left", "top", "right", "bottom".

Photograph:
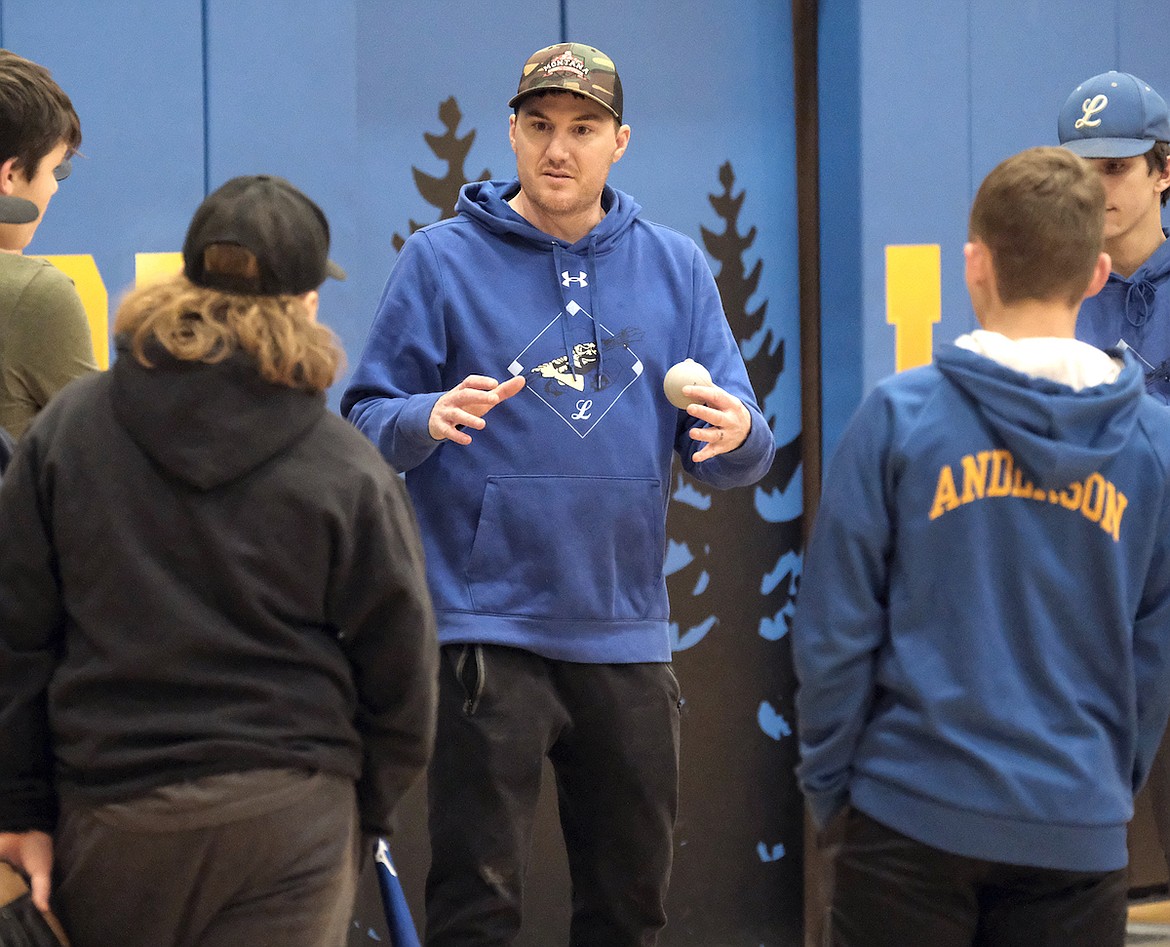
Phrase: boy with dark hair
[
  {"left": 794, "top": 146, "right": 1170, "bottom": 946},
  {"left": 1059, "top": 71, "right": 1170, "bottom": 401},
  {"left": 1063, "top": 69, "right": 1170, "bottom": 897},
  {"left": 0, "top": 48, "right": 95, "bottom": 440},
  {"left": 0, "top": 188, "right": 47, "bottom": 479}
]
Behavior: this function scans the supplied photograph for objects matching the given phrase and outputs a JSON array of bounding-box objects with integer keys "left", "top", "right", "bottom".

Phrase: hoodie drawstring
[
  {"left": 551, "top": 238, "right": 605, "bottom": 391},
  {"left": 551, "top": 242, "right": 579, "bottom": 386},
  {"left": 588, "top": 239, "right": 603, "bottom": 390},
  {"left": 1125, "top": 278, "right": 1157, "bottom": 329}
]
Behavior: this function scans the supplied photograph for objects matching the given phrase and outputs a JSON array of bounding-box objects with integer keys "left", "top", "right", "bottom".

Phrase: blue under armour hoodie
[
  {"left": 794, "top": 341, "right": 1170, "bottom": 872},
  {"left": 343, "top": 179, "right": 775, "bottom": 663}
]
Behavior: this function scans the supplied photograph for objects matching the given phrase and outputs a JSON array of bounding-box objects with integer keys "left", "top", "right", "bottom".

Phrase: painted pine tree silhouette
[
  {"left": 667, "top": 160, "right": 802, "bottom": 651},
  {"left": 392, "top": 97, "right": 491, "bottom": 251},
  {"left": 663, "top": 161, "right": 804, "bottom": 944}
]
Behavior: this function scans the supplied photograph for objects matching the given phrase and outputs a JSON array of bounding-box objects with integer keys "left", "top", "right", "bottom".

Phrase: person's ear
[
  {"left": 0, "top": 158, "right": 19, "bottom": 196},
  {"left": 300, "top": 289, "right": 320, "bottom": 321},
  {"left": 963, "top": 241, "right": 990, "bottom": 288},
  {"left": 1082, "top": 252, "right": 1112, "bottom": 300},
  {"left": 611, "top": 124, "right": 631, "bottom": 164},
  {"left": 1155, "top": 154, "right": 1170, "bottom": 197}
]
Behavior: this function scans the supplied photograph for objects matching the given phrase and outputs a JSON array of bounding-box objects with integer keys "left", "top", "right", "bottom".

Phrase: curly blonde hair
[{"left": 114, "top": 247, "right": 344, "bottom": 393}]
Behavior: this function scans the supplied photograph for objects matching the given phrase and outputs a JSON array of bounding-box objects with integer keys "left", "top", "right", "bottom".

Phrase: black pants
[
  {"left": 830, "top": 809, "right": 1127, "bottom": 947},
  {"left": 424, "top": 644, "right": 681, "bottom": 947},
  {"left": 1135, "top": 720, "right": 1170, "bottom": 884},
  {"left": 52, "top": 769, "right": 361, "bottom": 947}
]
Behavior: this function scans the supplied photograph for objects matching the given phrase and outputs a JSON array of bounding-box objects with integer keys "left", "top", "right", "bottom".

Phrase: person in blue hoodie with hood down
[
  {"left": 793, "top": 146, "right": 1170, "bottom": 947},
  {"left": 343, "top": 41, "right": 774, "bottom": 947},
  {"left": 1059, "top": 71, "right": 1170, "bottom": 400},
  {"left": 1060, "top": 69, "right": 1170, "bottom": 895}
]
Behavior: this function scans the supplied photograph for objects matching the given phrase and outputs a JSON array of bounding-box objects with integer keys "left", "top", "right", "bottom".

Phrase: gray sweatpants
[{"left": 51, "top": 768, "right": 361, "bottom": 947}]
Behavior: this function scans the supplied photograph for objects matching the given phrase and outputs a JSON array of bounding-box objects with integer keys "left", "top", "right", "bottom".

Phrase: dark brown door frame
[{"left": 792, "top": 1, "right": 826, "bottom": 944}]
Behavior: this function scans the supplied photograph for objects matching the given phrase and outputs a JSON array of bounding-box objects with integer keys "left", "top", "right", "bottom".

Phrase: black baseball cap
[{"left": 183, "top": 174, "right": 346, "bottom": 296}]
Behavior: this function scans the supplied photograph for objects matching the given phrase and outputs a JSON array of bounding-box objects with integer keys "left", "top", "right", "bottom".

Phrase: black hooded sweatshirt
[{"left": 0, "top": 340, "right": 438, "bottom": 836}]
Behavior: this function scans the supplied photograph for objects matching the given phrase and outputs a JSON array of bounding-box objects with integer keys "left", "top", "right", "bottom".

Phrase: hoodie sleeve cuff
[
  {"left": 696, "top": 407, "right": 775, "bottom": 487},
  {"left": 379, "top": 392, "right": 444, "bottom": 473},
  {"left": 398, "top": 393, "right": 442, "bottom": 442}
]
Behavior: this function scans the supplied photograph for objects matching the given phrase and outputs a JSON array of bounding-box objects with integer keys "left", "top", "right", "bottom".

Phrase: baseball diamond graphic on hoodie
[{"left": 508, "top": 300, "right": 644, "bottom": 438}]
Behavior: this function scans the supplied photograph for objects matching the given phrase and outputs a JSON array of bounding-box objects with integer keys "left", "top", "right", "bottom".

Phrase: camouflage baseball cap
[{"left": 508, "top": 43, "right": 623, "bottom": 123}]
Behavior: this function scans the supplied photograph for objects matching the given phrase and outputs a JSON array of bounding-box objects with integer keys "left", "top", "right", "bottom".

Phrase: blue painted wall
[
  {"left": 1, "top": 3, "right": 205, "bottom": 318},
  {"left": 0, "top": 2, "right": 803, "bottom": 944},
  {"left": 17, "top": 0, "right": 1166, "bottom": 941},
  {"left": 819, "top": 0, "right": 1170, "bottom": 464}
]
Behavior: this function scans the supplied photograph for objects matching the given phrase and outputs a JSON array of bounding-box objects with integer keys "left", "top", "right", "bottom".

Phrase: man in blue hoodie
[
  {"left": 794, "top": 146, "right": 1170, "bottom": 946},
  {"left": 343, "top": 41, "right": 774, "bottom": 947}
]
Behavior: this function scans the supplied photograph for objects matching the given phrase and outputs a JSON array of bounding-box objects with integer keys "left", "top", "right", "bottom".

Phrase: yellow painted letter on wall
[
  {"left": 36, "top": 255, "right": 109, "bottom": 369},
  {"left": 135, "top": 252, "right": 182, "bottom": 286},
  {"left": 886, "top": 244, "right": 941, "bottom": 373}
]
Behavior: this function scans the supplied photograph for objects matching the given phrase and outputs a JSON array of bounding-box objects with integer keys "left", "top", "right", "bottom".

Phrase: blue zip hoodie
[
  {"left": 343, "top": 179, "right": 774, "bottom": 663},
  {"left": 794, "top": 343, "right": 1170, "bottom": 871},
  {"left": 1078, "top": 232, "right": 1170, "bottom": 402}
]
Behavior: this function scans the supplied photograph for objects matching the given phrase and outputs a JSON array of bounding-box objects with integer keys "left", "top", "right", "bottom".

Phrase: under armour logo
[
  {"left": 562, "top": 271, "right": 588, "bottom": 287},
  {"left": 1075, "top": 94, "right": 1108, "bottom": 129},
  {"left": 571, "top": 399, "right": 593, "bottom": 419}
]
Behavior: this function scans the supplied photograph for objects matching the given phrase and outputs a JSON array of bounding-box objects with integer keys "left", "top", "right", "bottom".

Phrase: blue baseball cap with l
[{"left": 1059, "top": 71, "right": 1170, "bottom": 158}]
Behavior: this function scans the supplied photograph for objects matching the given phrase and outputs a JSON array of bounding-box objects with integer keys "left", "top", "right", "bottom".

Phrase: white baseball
[{"left": 663, "top": 358, "right": 713, "bottom": 409}]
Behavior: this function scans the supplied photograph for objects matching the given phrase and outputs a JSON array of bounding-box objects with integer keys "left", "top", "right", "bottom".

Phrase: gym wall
[
  {"left": 2, "top": 1, "right": 804, "bottom": 944},
  {"left": 819, "top": 0, "right": 1170, "bottom": 464}
]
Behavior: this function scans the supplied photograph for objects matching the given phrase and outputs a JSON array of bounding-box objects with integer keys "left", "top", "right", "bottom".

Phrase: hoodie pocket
[{"left": 466, "top": 475, "right": 664, "bottom": 621}]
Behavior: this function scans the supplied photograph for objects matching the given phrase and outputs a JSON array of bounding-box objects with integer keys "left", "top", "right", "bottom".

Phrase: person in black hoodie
[{"left": 0, "top": 175, "right": 438, "bottom": 947}]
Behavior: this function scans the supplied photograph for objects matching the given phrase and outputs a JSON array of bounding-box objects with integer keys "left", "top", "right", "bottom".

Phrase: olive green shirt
[{"left": 0, "top": 254, "right": 98, "bottom": 439}]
